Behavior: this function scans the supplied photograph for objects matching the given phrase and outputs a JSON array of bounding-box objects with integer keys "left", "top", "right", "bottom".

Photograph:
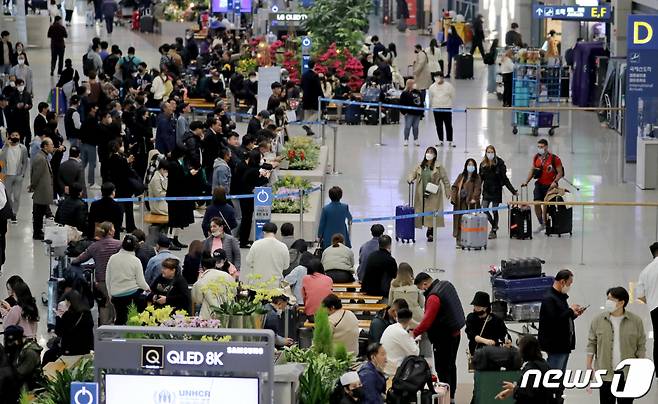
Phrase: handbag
[
  {"left": 285, "top": 109, "right": 297, "bottom": 123},
  {"left": 425, "top": 182, "right": 439, "bottom": 194},
  {"left": 467, "top": 315, "right": 490, "bottom": 372}
]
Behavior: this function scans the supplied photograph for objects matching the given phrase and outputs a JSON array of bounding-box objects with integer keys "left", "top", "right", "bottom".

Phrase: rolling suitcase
[
  {"left": 344, "top": 103, "right": 361, "bottom": 124},
  {"left": 140, "top": 15, "right": 155, "bottom": 33},
  {"left": 491, "top": 275, "right": 555, "bottom": 303},
  {"left": 395, "top": 183, "right": 415, "bottom": 243},
  {"left": 455, "top": 54, "right": 474, "bottom": 79},
  {"left": 49, "top": 87, "right": 67, "bottom": 115},
  {"left": 500, "top": 257, "right": 543, "bottom": 279},
  {"left": 545, "top": 191, "right": 573, "bottom": 237},
  {"left": 460, "top": 208, "right": 487, "bottom": 250},
  {"left": 364, "top": 108, "right": 379, "bottom": 125},
  {"left": 509, "top": 187, "right": 532, "bottom": 239}
]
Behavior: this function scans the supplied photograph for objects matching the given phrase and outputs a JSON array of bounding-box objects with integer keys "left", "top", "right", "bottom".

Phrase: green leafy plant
[
  {"left": 302, "top": 0, "right": 372, "bottom": 54},
  {"left": 207, "top": 274, "right": 281, "bottom": 316},
  {"left": 299, "top": 360, "right": 333, "bottom": 404},
  {"left": 272, "top": 175, "right": 313, "bottom": 214},
  {"left": 312, "top": 307, "right": 333, "bottom": 356},
  {"left": 31, "top": 357, "right": 94, "bottom": 404},
  {"left": 236, "top": 57, "right": 259, "bottom": 76},
  {"left": 283, "top": 137, "right": 320, "bottom": 170}
]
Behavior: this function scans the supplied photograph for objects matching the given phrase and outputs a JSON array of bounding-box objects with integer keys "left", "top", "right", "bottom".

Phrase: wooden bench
[
  {"left": 332, "top": 282, "right": 362, "bottom": 291},
  {"left": 342, "top": 303, "right": 387, "bottom": 313},
  {"left": 334, "top": 292, "right": 383, "bottom": 302},
  {"left": 304, "top": 319, "right": 372, "bottom": 330},
  {"left": 187, "top": 98, "right": 215, "bottom": 110},
  {"left": 144, "top": 213, "right": 169, "bottom": 225}
]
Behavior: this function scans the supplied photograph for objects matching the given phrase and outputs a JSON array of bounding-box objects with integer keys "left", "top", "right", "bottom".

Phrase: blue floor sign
[{"left": 70, "top": 382, "right": 98, "bottom": 404}]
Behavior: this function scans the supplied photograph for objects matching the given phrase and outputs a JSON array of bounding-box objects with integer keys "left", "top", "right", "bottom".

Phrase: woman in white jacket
[
  {"left": 425, "top": 39, "right": 443, "bottom": 80},
  {"left": 64, "top": 0, "right": 75, "bottom": 25},
  {"left": 321, "top": 233, "right": 355, "bottom": 283},
  {"left": 148, "top": 159, "right": 168, "bottom": 216},
  {"left": 428, "top": 73, "right": 456, "bottom": 147}
]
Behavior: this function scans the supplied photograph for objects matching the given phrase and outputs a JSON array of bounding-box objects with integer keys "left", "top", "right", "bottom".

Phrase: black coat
[
  {"left": 33, "top": 114, "right": 48, "bottom": 137},
  {"left": 300, "top": 70, "right": 323, "bottom": 111},
  {"left": 58, "top": 158, "right": 86, "bottom": 197},
  {"left": 514, "top": 359, "right": 558, "bottom": 404},
  {"left": 166, "top": 158, "right": 195, "bottom": 228},
  {"left": 0, "top": 40, "right": 14, "bottom": 65},
  {"left": 8, "top": 90, "right": 32, "bottom": 137},
  {"left": 55, "top": 309, "right": 94, "bottom": 356},
  {"left": 465, "top": 312, "right": 508, "bottom": 354},
  {"left": 106, "top": 153, "right": 134, "bottom": 197},
  {"left": 202, "top": 129, "right": 221, "bottom": 172},
  {"left": 88, "top": 197, "right": 123, "bottom": 239},
  {"left": 361, "top": 249, "right": 397, "bottom": 297},
  {"left": 399, "top": 89, "right": 424, "bottom": 116},
  {"left": 148, "top": 274, "right": 191, "bottom": 313},
  {"left": 246, "top": 117, "right": 262, "bottom": 136},
  {"left": 55, "top": 196, "right": 88, "bottom": 232},
  {"left": 183, "top": 132, "right": 203, "bottom": 169},
  {"left": 182, "top": 253, "right": 202, "bottom": 284},
  {"left": 479, "top": 157, "right": 516, "bottom": 203},
  {"left": 538, "top": 287, "right": 576, "bottom": 353}
]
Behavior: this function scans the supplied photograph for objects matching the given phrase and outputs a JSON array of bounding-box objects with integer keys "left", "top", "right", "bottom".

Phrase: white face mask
[
  {"left": 211, "top": 229, "right": 223, "bottom": 237},
  {"left": 275, "top": 308, "right": 284, "bottom": 315},
  {"left": 467, "top": 165, "right": 476, "bottom": 173},
  {"left": 8, "top": 81, "right": 15, "bottom": 87},
  {"left": 249, "top": 77, "right": 257, "bottom": 83},
  {"left": 538, "top": 147, "right": 546, "bottom": 155},
  {"left": 605, "top": 299, "right": 619, "bottom": 313},
  {"left": 425, "top": 153, "right": 435, "bottom": 161},
  {"left": 118, "top": 146, "right": 124, "bottom": 154},
  {"left": 17, "top": 85, "right": 25, "bottom": 92},
  {"left": 17, "top": 59, "right": 25, "bottom": 65},
  {"left": 486, "top": 152, "right": 495, "bottom": 160},
  {"left": 562, "top": 285, "right": 571, "bottom": 295}
]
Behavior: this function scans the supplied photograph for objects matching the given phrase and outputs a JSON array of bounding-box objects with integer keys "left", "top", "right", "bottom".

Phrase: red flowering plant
[{"left": 315, "top": 43, "right": 363, "bottom": 91}]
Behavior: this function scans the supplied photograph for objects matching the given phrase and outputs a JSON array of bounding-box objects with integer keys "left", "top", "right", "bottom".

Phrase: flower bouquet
[{"left": 283, "top": 137, "right": 320, "bottom": 170}]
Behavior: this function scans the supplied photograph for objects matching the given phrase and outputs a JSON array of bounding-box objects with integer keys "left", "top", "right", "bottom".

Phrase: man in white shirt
[
  {"left": 192, "top": 256, "right": 234, "bottom": 319},
  {"left": 380, "top": 308, "right": 419, "bottom": 376},
  {"left": 0, "top": 130, "right": 29, "bottom": 223},
  {"left": 636, "top": 242, "right": 658, "bottom": 365},
  {"left": 244, "top": 222, "right": 290, "bottom": 284},
  {"left": 428, "top": 73, "right": 456, "bottom": 148}
]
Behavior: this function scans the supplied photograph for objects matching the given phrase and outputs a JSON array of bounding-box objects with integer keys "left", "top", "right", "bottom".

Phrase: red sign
[{"left": 406, "top": 0, "right": 417, "bottom": 26}]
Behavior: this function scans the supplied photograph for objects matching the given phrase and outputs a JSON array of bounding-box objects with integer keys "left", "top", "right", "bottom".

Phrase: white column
[
  {"left": 15, "top": 0, "right": 27, "bottom": 45},
  {"left": 610, "top": 0, "right": 630, "bottom": 57}
]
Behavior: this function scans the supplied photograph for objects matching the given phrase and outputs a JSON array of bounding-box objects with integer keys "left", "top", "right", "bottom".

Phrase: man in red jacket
[{"left": 413, "top": 272, "right": 466, "bottom": 402}]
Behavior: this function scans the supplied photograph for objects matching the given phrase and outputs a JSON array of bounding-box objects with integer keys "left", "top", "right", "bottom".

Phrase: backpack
[
  {"left": 82, "top": 53, "right": 95, "bottom": 76},
  {"left": 120, "top": 56, "right": 138, "bottom": 80},
  {"left": 386, "top": 355, "right": 434, "bottom": 403}
]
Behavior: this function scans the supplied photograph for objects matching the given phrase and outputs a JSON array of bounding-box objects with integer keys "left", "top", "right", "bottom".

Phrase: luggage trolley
[{"left": 511, "top": 58, "right": 562, "bottom": 136}]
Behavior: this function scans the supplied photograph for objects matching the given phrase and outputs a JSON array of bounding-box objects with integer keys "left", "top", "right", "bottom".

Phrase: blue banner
[
  {"left": 532, "top": 3, "right": 612, "bottom": 22},
  {"left": 625, "top": 15, "right": 658, "bottom": 162}
]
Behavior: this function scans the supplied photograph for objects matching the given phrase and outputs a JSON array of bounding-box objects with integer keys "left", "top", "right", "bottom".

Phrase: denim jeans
[
  {"left": 487, "top": 64, "right": 497, "bottom": 93},
  {"left": 80, "top": 143, "right": 97, "bottom": 185},
  {"left": 547, "top": 352, "right": 570, "bottom": 401},
  {"left": 403, "top": 114, "right": 421, "bottom": 141}
]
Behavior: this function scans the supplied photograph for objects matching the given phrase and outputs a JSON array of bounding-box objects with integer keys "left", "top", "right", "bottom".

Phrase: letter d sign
[{"left": 634, "top": 21, "right": 653, "bottom": 44}]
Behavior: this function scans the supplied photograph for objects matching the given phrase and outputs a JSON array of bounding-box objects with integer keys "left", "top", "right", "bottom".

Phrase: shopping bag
[{"left": 285, "top": 109, "right": 297, "bottom": 123}]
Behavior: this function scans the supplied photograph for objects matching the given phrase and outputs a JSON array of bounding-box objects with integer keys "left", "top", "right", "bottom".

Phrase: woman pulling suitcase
[{"left": 479, "top": 145, "right": 517, "bottom": 239}]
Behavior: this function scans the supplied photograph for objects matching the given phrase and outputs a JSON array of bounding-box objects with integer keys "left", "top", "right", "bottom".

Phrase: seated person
[
  {"left": 263, "top": 294, "right": 294, "bottom": 348},
  {"left": 42, "top": 290, "right": 94, "bottom": 365},
  {"left": 330, "top": 371, "right": 364, "bottom": 404},
  {"left": 380, "top": 308, "right": 419, "bottom": 377},
  {"left": 321, "top": 233, "right": 355, "bottom": 283},
  {"left": 4, "top": 325, "right": 44, "bottom": 392},
  {"left": 192, "top": 256, "right": 235, "bottom": 319},
  {"left": 323, "top": 294, "right": 359, "bottom": 354},
  {"left": 465, "top": 291, "right": 508, "bottom": 356},
  {"left": 148, "top": 258, "right": 191, "bottom": 313},
  {"left": 369, "top": 298, "right": 410, "bottom": 344},
  {"left": 54, "top": 184, "right": 88, "bottom": 232}
]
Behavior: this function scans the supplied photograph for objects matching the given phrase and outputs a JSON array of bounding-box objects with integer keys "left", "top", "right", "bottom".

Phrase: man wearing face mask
[
  {"left": 522, "top": 138, "right": 563, "bottom": 233},
  {"left": 331, "top": 371, "right": 364, "bottom": 403},
  {"left": 538, "top": 269, "right": 585, "bottom": 403},
  {"left": 263, "top": 294, "right": 294, "bottom": 347},
  {"left": 29, "top": 138, "right": 55, "bottom": 240},
  {"left": 0, "top": 130, "right": 29, "bottom": 223},
  {"left": 8, "top": 79, "right": 32, "bottom": 148},
  {"left": 9, "top": 56, "right": 33, "bottom": 95},
  {"left": 586, "top": 287, "right": 645, "bottom": 404}
]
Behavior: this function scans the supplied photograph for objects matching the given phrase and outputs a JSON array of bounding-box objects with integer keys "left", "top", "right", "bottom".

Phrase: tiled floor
[{"left": 3, "top": 6, "right": 657, "bottom": 402}]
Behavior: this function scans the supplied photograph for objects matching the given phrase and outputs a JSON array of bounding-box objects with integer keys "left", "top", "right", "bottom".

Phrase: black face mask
[
  {"left": 350, "top": 387, "right": 364, "bottom": 399},
  {"left": 10, "top": 137, "right": 19, "bottom": 143},
  {"left": 473, "top": 310, "right": 487, "bottom": 317}
]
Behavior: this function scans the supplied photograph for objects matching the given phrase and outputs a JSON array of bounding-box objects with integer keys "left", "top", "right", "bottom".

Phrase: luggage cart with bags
[{"left": 511, "top": 61, "right": 561, "bottom": 136}]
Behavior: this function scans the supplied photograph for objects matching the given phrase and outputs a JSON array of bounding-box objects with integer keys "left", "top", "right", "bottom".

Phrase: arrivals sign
[
  {"left": 532, "top": 3, "right": 612, "bottom": 21},
  {"left": 625, "top": 15, "right": 658, "bottom": 161}
]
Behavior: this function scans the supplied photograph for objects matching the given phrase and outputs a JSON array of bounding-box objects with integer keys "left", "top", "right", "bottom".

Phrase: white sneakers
[{"left": 404, "top": 141, "right": 409, "bottom": 147}]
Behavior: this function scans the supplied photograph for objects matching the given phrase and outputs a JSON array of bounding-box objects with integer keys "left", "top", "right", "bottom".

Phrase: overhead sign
[
  {"left": 625, "top": 15, "right": 658, "bottom": 162},
  {"left": 532, "top": 3, "right": 612, "bottom": 21},
  {"left": 254, "top": 186, "right": 273, "bottom": 240},
  {"left": 70, "top": 382, "right": 98, "bottom": 404}
]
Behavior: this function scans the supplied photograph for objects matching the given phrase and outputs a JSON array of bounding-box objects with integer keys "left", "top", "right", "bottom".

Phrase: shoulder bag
[{"left": 467, "top": 315, "right": 490, "bottom": 372}]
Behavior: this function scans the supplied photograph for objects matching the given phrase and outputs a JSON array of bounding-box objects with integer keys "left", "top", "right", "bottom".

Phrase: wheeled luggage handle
[
  {"left": 408, "top": 181, "right": 415, "bottom": 208},
  {"left": 519, "top": 184, "right": 529, "bottom": 201}
]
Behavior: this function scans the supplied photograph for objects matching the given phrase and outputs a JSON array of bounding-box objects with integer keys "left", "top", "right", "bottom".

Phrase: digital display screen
[
  {"left": 211, "top": 0, "right": 252, "bottom": 13},
  {"left": 105, "top": 374, "right": 259, "bottom": 403}
]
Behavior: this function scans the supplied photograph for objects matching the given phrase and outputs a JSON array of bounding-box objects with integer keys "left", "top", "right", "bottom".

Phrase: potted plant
[
  {"left": 272, "top": 175, "right": 313, "bottom": 214},
  {"left": 282, "top": 137, "right": 320, "bottom": 170}
]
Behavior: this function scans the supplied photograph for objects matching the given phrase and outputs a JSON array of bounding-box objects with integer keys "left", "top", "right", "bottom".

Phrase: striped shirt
[{"left": 72, "top": 236, "right": 122, "bottom": 282}]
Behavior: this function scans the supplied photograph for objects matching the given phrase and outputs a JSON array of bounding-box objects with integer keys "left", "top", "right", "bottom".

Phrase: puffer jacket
[
  {"left": 479, "top": 157, "right": 516, "bottom": 203},
  {"left": 54, "top": 196, "right": 88, "bottom": 232}
]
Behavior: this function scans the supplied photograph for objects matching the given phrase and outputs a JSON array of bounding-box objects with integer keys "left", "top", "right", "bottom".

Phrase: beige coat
[
  {"left": 413, "top": 50, "right": 432, "bottom": 90},
  {"left": 451, "top": 173, "right": 482, "bottom": 239},
  {"left": 408, "top": 164, "right": 451, "bottom": 228}
]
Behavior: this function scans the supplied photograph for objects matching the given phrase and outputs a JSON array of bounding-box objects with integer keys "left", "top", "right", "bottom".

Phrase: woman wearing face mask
[
  {"left": 479, "top": 145, "right": 517, "bottom": 239},
  {"left": 147, "top": 158, "right": 169, "bottom": 216},
  {"left": 407, "top": 147, "right": 451, "bottom": 242},
  {"left": 202, "top": 217, "right": 240, "bottom": 270},
  {"left": 201, "top": 186, "right": 237, "bottom": 238},
  {"left": 465, "top": 291, "right": 508, "bottom": 358},
  {"left": 451, "top": 158, "right": 482, "bottom": 246},
  {"left": 212, "top": 248, "right": 239, "bottom": 279},
  {"left": 106, "top": 139, "right": 139, "bottom": 233},
  {"left": 357, "top": 343, "right": 387, "bottom": 404},
  {"left": 9, "top": 54, "right": 32, "bottom": 95},
  {"left": 11, "top": 43, "right": 28, "bottom": 66}
]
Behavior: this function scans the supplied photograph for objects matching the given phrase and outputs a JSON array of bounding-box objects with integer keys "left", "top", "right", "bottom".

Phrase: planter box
[
  {"left": 270, "top": 182, "right": 322, "bottom": 242},
  {"left": 158, "top": 20, "right": 194, "bottom": 38},
  {"left": 279, "top": 145, "right": 328, "bottom": 183}
]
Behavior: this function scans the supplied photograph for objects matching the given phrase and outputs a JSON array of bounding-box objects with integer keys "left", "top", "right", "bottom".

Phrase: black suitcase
[
  {"left": 500, "top": 257, "right": 544, "bottom": 279},
  {"left": 344, "top": 103, "right": 361, "bottom": 124},
  {"left": 278, "top": 305, "right": 301, "bottom": 340},
  {"left": 386, "top": 106, "right": 400, "bottom": 124},
  {"left": 364, "top": 108, "right": 379, "bottom": 125},
  {"left": 140, "top": 15, "right": 155, "bottom": 33},
  {"left": 455, "top": 54, "right": 474, "bottom": 79},
  {"left": 509, "top": 190, "right": 532, "bottom": 240},
  {"left": 546, "top": 196, "right": 573, "bottom": 237}
]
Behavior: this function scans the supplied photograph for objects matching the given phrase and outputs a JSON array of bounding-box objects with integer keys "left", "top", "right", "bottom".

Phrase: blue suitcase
[
  {"left": 395, "top": 184, "right": 415, "bottom": 243},
  {"left": 491, "top": 275, "right": 554, "bottom": 303},
  {"left": 344, "top": 103, "right": 361, "bottom": 124}
]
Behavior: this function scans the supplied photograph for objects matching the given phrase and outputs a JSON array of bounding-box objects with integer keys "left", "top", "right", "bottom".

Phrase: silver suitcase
[{"left": 460, "top": 212, "right": 488, "bottom": 250}]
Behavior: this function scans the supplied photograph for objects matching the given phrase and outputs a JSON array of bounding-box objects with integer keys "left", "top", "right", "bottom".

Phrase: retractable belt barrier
[
  {"left": 146, "top": 107, "right": 325, "bottom": 126},
  {"left": 318, "top": 97, "right": 467, "bottom": 114},
  {"left": 351, "top": 205, "right": 510, "bottom": 223}
]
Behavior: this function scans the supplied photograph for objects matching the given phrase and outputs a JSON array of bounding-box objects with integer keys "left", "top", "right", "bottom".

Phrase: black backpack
[
  {"left": 386, "top": 355, "right": 434, "bottom": 403},
  {"left": 120, "top": 56, "right": 138, "bottom": 80},
  {"left": 82, "top": 53, "right": 95, "bottom": 76}
]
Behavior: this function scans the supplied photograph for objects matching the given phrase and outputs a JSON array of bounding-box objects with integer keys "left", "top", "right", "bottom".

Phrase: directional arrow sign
[{"left": 536, "top": 8, "right": 543, "bottom": 16}]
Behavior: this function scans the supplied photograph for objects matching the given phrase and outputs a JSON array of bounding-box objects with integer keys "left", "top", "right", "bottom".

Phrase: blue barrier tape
[
  {"left": 351, "top": 205, "right": 510, "bottom": 224},
  {"left": 319, "top": 97, "right": 467, "bottom": 114}
]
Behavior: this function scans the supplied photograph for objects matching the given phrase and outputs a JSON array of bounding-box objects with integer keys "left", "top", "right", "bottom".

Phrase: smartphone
[{"left": 581, "top": 304, "right": 590, "bottom": 311}]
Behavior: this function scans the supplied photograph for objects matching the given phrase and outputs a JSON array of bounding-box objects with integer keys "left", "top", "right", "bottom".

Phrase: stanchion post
[
  {"left": 321, "top": 122, "right": 326, "bottom": 146},
  {"left": 330, "top": 126, "right": 341, "bottom": 175},
  {"left": 299, "top": 188, "right": 304, "bottom": 239},
  {"left": 570, "top": 109, "right": 574, "bottom": 154},
  {"left": 463, "top": 109, "right": 468, "bottom": 153},
  {"left": 655, "top": 206, "right": 658, "bottom": 242},
  {"left": 317, "top": 96, "right": 322, "bottom": 136},
  {"left": 139, "top": 196, "right": 145, "bottom": 229},
  {"left": 320, "top": 183, "right": 325, "bottom": 210},
  {"left": 376, "top": 102, "right": 384, "bottom": 146},
  {"left": 432, "top": 213, "right": 438, "bottom": 269},
  {"left": 580, "top": 204, "right": 585, "bottom": 265}
]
